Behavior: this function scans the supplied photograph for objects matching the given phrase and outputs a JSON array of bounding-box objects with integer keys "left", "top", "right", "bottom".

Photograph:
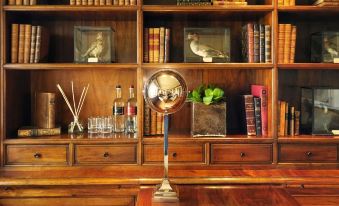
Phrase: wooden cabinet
[{"left": 5, "top": 144, "right": 69, "bottom": 166}]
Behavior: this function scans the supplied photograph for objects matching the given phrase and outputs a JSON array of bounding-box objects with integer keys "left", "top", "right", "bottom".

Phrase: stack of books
[
  {"left": 144, "top": 27, "right": 171, "bottom": 63},
  {"left": 8, "top": 0, "right": 37, "bottom": 5},
  {"left": 278, "top": 100, "right": 300, "bottom": 136},
  {"left": 278, "top": 24, "right": 297, "bottom": 63},
  {"left": 70, "top": 0, "right": 136, "bottom": 6},
  {"left": 243, "top": 85, "right": 268, "bottom": 136},
  {"left": 213, "top": 0, "right": 247, "bottom": 6},
  {"left": 242, "top": 23, "right": 272, "bottom": 63},
  {"left": 177, "top": 0, "right": 212, "bottom": 5},
  {"left": 144, "top": 102, "right": 165, "bottom": 136},
  {"left": 313, "top": 0, "right": 339, "bottom": 6},
  {"left": 11, "top": 24, "right": 48, "bottom": 64},
  {"left": 278, "top": 0, "right": 296, "bottom": 6}
]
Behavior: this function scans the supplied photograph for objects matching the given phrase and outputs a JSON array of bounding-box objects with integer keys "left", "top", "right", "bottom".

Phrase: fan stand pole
[{"left": 152, "top": 114, "right": 179, "bottom": 202}]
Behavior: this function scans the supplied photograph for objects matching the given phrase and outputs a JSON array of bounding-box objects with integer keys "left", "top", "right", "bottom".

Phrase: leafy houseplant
[{"left": 188, "top": 84, "right": 227, "bottom": 137}]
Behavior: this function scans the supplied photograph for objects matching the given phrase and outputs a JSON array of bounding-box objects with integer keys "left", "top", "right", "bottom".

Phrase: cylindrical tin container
[{"left": 35, "top": 92, "right": 56, "bottom": 129}]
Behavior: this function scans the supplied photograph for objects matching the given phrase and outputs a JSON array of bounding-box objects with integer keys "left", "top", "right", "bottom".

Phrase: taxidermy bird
[
  {"left": 82, "top": 32, "right": 104, "bottom": 60},
  {"left": 187, "top": 32, "right": 229, "bottom": 62},
  {"left": 324, "top": 37, "right": 338, "bottom": 59}
]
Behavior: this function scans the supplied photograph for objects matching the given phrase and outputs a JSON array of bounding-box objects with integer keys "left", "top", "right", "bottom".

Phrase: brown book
[
  {"left": 29, "top": 26, "right": 37, "bottom": 63},
  {"left": 88, "top": 0, "right": 94, "bottom": 5},
  {"left": 143, "top": 101, "right": 151, "bottom": 135},
  {"left": 100, "top": 0, "right": 105, "bottom": 5},
  {"left": 279, "top": 101, "right": 286, "bottom": 137},
  {"left": 317, "top": 2, "right": 339, "bottom": 6},
  {"left": 278, "top": 24, "right": 285, "bottom": 63},
  {"left": 106, "top": 0, "right": 112, "bottom": 5},
  {"left": 264, "top": 25, "right": 272, "bottom": 63},
  {"left": 153, "top": 28, "right": 160, "bottom": 63},
  {"left": 76, "top": 0, "right": 81, "bottom": 5},
  {"left": 156, "top": 112, "right": 162, "bottom": 135},
  {"left": 15, "top": 0, "right": 23, "bottom": 5},
  {"left": 284, "top": 102, "right": 289, "bottom": 136},
  {"left": 290, "top": 25, "right": 297, "bottom": 63},
  {"left": 284, "top": 0, "right": 290, "bottom": 5},
  {"left": 247, "top": 23, "right": 254, "bottom": 63},
  {"left": 294, "top": 110, "right": 300, "bottom": 136},
  {"left": 34, "top": 26, "right": 49, "bottom": 63},
  {"left": 143, "top": 28, "right": 149, "bottom": 63},
  {"left": 278, "top": 0, "right": 284, "bottom": 5},
  {"left": 70, "top": 0, "right": 76, "bottom": 5},
  {"left": 9, "top": 0, "right": 16, "bottom": 5},
  {"left": 82, "top": 0, "right": 87, "bottom": 5},
  {"left": 30, "top": 0, "right": 36, "bottom": 5},
  {"left": 159, "top": 27, "right": 165, "bottom": 63},
  {"left": 289, "top": 106, "right": 295, "bottom": 136},
  {"left": 18, "top": 24, "right": 25, "bottom": 63},
  {"left": 23, "top": 0, "right": 29, "bottom": 5},
  {"left": 150, "top": 110, "right": 157, "bottom": 135},
  {"left": 124, "top": 0, "right": 129, "bottom": 5},
  {"left": 34, "top": 26, "right": 41, "bottom": 63},
  {"left": 244, "top": 95, "right": 256, "bottom": 136},
  {"left": 289, "top": 0, "right": 295, "bottom": 5},
  {"left": 161, "top": 114, "right": 164, "bottom": 135},
  {"left": 283, "top": 24, "right": 292, "bottom": 64},
  {"left": 113, "top": 0, "right": 118, "bottom": 5},
  {"left": 11, "top": 24, "right": 19, "bottom": 63},
  {"left": 164, "top": 28, "right": 170, "bottom": 63},
  {"left": 130, "top": 0, "right": 136, "bottom": 5},
  {"left": 23, "top": 24, "right": 32, "bottom": 63},
  {"left": 94, "top": 0, "right": 99, "bottom": 5},
  {"left": 119, "top": 0, "right": 124, "bottom": 5},
  {"left": 148, "top": 28, "right": 154, "bottom": 63},
  {"left": 18, "top": 126, "right": 61, "bottom": 137}
]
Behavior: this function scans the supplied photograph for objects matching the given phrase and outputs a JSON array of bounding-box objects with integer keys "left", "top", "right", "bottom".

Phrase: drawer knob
[
  {"left": 306, "top": 151, "right": 313, "bottom": 157},
  {"left": 34, "top": 153, "right": 41, "bottom": 159},
  {"left": 172, "top": 152, "right": 177, "bottom": 158},
  {"left": 240, "top": 152, "right": 245, "bottom": 157},
  {"left": 103, "top": 152, "right": 110, "bottom": 158}
]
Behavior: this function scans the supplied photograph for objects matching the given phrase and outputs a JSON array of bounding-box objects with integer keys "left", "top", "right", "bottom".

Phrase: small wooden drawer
[
  {"left": 279, "top": 144, "right": 338, "bottom": 162},
  {"left": 211, "top": 144, "right": 272, "bottom": 164},
  {"left": 75, "top": 144, "right": 137, "bottom": 164},
  {"left": 5, "top": 145, "right": 69, "bottom": 165},
  {"left": 143, "top": 144, "right": 205, "bottom": 164}
]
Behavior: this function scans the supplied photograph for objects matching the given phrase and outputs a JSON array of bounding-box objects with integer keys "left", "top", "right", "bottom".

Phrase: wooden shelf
[
  {"left": 278, "top": 63, "right": 339, "bottom": 70},
  {"left": 143, "top": 5, "right": 274, "bottom": 12},
  {"left": 4, "top": 63, "right": 138, "bottom": 70},
  {"left": 142, "top": 63, "right": 273, "bottom": 70},
  {"left": 278, "top": 135, "right": 339, "bottom": 143},
  {"left": 3, "top": 5, "right": 138, "bottom": 12}
]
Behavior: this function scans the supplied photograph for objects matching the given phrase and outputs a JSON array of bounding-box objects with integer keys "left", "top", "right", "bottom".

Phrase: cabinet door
[
  {"left": 211, "top": 144, "right": 273, "bottom": 164},
  {"left": 279, "top": 144, "right": 338, "bottom": 162},
  {"left": 143, "top": 144, "right": 206, "bottom": 164},
  {"left": 75, "top": 144, "right": 137, "bottom": 164},
  {"left": 5, "top": 145, "right": 69, "bottom": 166}
]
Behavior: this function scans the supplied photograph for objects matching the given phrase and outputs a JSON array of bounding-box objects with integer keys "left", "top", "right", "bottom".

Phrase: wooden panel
[
  {"left": 287, "top": 187, "right": 339, "bottom": 206},
  {"left": 5, "top": 145, "right": 69, "bottom": 165},
  {"left": 75, "top": 144, "right": 137, "bottom": 164},
  {"left": 211, "top": 144, "right": 272, "bottom": 163},
  {"left": 143, "top": 144, "right": 205, "bottom": 163},
  {"left": 279, "top": 144, "right": 338, "bottom": 162}
]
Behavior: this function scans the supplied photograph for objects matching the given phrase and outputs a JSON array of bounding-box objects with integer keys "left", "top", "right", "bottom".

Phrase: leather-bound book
[
  {"left": 244, "top": 95, "right": 256, "bottom": 136},
  {"left": 290, "top": 25, "right": 297, "bottom": 63},
  {"left": 148, "top": 28, "right": 154, "bottom": 63},
  {"left": 35, "top": 92, "right": 56, "bottom": 129},
  {"left": 18, "top": 127, "right": 61, "bottom": 137},
  {"left": 253, "top": 24, "right": 260, "bottom": 63},
  {"left": 119, "top": 0, "right": 124, "bottom": 5},
  {"left": 278, "top": 0, "right": 284, "bottom": 5},
  {"left": 106, "top": 0, "right": 112, "bottom": 5},
  {"left": 153, "top": 28, "right": 160, "bottom": 63},
  {"left": 23, "top": 24, "right": 32, "bottom": 63},
  {"left": 159, "top": 27, "right": 165, "bottom": 63},
  {"left": 23, "top": 0, "right": 29, "bottom": 5},
  {"left": 164, "top": 28, "right": 170, "bottom": 63},
  {"left": 11, "top": 24, "right": 19, "bottom": 63},
  {"left": 289, "top": 106, "right": 295, "bottom": 136},
  {"left": 82, "top": 0, "right": 87, "bottom": 5},
  {"left": 247, "top": 23, "right": 254, "bottom": 63},
  {"left": 279, "top": 101, "right": 286, "bottom": 137},
  {"left": 88, "top": 0, "right": 94, "bottom": 5},
  {"left": 289, "top": 0, "right": 295, "bottom": 5},
  {"left": 76, "top": 0, "right": 81, "bottom": 5},
  {"left": 283, "top": 24, "right": 292, "bottom": 64},
  {"left": 143, "top": 101, "right": 151, "bottom": 135},
  {"left": 9, "top": 0, "right": 16, "bottom": 5},
  {"left": 29, "top": 0, "right": 36, "bottom": 5},
  {"left": 124, "top": 0, "right": 129, "bottom": 5},
  {"left": 251, "top": 85, "right": 268, "bottom": 136},
  {"left": 100, "top": 0, "right": 105, "bottom": 5},
  {"left": 18, "top": 24, "right": 25, "bottom": 63},
  {"left": 15, "top": 0, "right": 23, "bottom": 5},
  {"left": 143, "top": 28, "right": 149, "bottom": 63},
  {"left": 284, "top": 0, "right": 290, "bottom": 5},
  {"left": 294, "top": 110, "right": 300, "bottom": 136},
  {"left": 113, "top": 0, "right": 118, "bottom": 5},
  {"left": 94, "top": 0, "right": 99, "bottom": 5},
  {"left": 278, "top": 24, "right": 285, "bottom": 63},
  {"left": 284, "top": 102, "right": 289, "bottom": 136},
  {"left": 34, "top": 26, "right": 49, "bottom": 63},
  {"left": 29, "top": 25, "right": 37, "bottom": 63},
  {"left": 264, "top": 25, "right": 272, "bottom": 63},
  {"left": 130, "top": 0, "right": 136, "bottom": 5},
  {"left": 254, "top": 97, "right": 262, "bottom": 136},
  {"left": 259, "top": 24, "right": 265, "bottom": 63},
  {"left": 70, "top": 0, "right": 76, "bottom": 5}
]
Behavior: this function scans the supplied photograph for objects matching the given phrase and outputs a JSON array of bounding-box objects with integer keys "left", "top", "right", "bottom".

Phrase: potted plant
[{"left": 188, "top": 84, "right": 227, "bottom": 137}]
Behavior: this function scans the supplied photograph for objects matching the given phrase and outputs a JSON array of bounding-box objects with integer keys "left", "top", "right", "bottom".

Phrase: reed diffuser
[{"left": 57, "top": 82, "right": 89, "bottom": 134}]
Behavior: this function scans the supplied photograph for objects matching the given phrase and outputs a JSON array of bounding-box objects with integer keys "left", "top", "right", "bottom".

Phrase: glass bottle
[
  {"left": 125, "top": 85, "right": 137, "bottom": 134},
  {"left": 113, "top": 85, "right": 125, "bottom": 133}
]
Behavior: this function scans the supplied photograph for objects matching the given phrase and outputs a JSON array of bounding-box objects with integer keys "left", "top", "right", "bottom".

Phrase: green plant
[{"left": 187, "top": 84, "right": 225, "bottom": 105}]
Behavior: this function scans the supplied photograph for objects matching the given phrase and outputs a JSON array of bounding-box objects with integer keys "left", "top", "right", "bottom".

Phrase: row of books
[
  {"left": 11, "top": 24, "right": 48, "bottom": 64},
  {"left": 144, "top": 103, "right": 165, "bottom": 136},
  {"left": 8, "top": 0, "right": 36, "bottom": 5},
  {"left": 177, "top": 0, "right": 212, "bottom": 5},
  {"left": 278, "top": 0, "right": 295, "bottom": 6},
  {"left": 278, "top": 24, "right": 297, "bottom": 64},
  {"left": 278, "top": 100, "right": 300, "bottom": 136},
  {"left": 144, "top": 27, "right": 171, "bottom": 63},
  {"left": 244, "top": 85, "right": 268, "bottom": 136},
  {"left": 212, "top": 0, "right": 247, "bottom": 5},
  {"left": 242, "top": 23, "right": 272, "bottom": 63},
  {"left": 313, "top": 0, "right": 339, "bottom": 6},
  {"left": 70, "top": 0, "right": 136, "bottom": 6}
]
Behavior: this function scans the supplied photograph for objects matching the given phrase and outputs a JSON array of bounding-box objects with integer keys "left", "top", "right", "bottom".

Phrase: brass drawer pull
[
  {"left": 172, "top": 152, "right": 177, "bottom": 158},
  {"left": 240, "top": 152, "right": 245, "bottom": 157},
  {"left": 34, "top": 153, "right": 41, "bottom": 159},
  {"left": 306, "top": 151, "right": 313, "bottom": 157},
  {"left": 103, "top": 152, "right": 110, "bottom": 158}
]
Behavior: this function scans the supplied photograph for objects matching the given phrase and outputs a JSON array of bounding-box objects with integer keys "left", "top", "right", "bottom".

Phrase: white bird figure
[
  {"left": 82, "top": 32, "right": 104, "bottom": 61},
  {"left": 324, "top": 36, "right": 338, "bottom": 60},
  {"left": 187, "top": 32, "right": 229, "bottom": 62}
]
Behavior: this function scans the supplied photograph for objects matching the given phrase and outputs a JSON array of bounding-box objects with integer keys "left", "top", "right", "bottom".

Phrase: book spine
[
  {"left": 82, "top": 0, "right": 88, "bottom": 5},
  {"left": 88, "top": 0, "right": 94, "bottom": 5},
  {"left": 264, "top": 25, "right": 272, "bottom": 63},
  {"left": 294, "top": 110, "right": 300, "bottom": 136},
  {"left": 253, "top": 97, "right": 262, "bottom": 136},
  {"left": 124, "top": 0, "right": 129, "bottom": 5},
  {"left": 18, "top": 127, "right": 61, "bottom": 137},
  {"left": 247, "top": 23, "right": 254, "bottom": 63},
  {"left": 100, "top": 0, "right": 105, "bottom": 5},
  {"left": 151, "top": 110, "right": 157, "bottom": 135},
  {"left": 9, "top": 0, "right": 16, "bottom": 5},
  {"left": 290, "top": 25, "right": 297, "bottom": 63},
  {"left": 11, "top": 24, "right": 19, "bottom": 63},
  {"left": 289, "top": 0, "right": 295, "bottom": 5},
  {"left": 278, "top": 0, "right": 284, "bottom": 5},
  {"left": 251, "top": 85, "right": 268, "bottom": 136},
  {"left": 18, "top": 24, "right": 25, "bottom": 63},
  {"left": 130, "top": 0, "right": 136, "bottom": 5},
  {"left": 23, "top": 24, "right": 32, "bottom": 63},
  {"left": 30, "top": 0, "right": 36, "bottom": 5},
  {"left": 289, "top": 106, "right": 295, "bottom": 136},
  {"left": 143, "top": 28, "right": 149, "bottom": 63},
  {"left": 279, "top": 101, "right": 286, "bottom": 136},
  {"left": 76, "top": 0, "right": 82, "bottom": 5},
  {"left": 244, "top": 95, "right": 256, "bottom": 136},
  {"left": 149, "top": 28, "right": 154, "bottom": 63},
  {"left": 159, "top": 27, "right": 165, "bottom": 63},
  {"left": 156, "top": 112, "right": 162, "bottom": 135},
  {"left": 23, "top": 0, "right": 29, "bottom": 5},
  {"left": 15, "top": 0, "right": 23, "bottom": 5},
  {"left": 164, "top": 28, "right": 170, "bottom": 63},
  {"left": 259, "top": 24, "right": 265, "bottom": 63},
  {"left": 278, "top": 24, "right": 285, "bottom": 63},
  {"left": 144, "top": 101, "right": 150, "bottom": 135},
  {"left": 119, "top": 0, "right": 124, "bottom": 5},
  {"left": 161, "top": 114, "right": 164, "bottom": 135},
  {"left": 113, "top": 0, "right": 118, "bottom": 5},
  {"left": 34, "top": 26, "right": 42, "bottom": 63},
  {"left": 284, "top": 0, "right": 290, "bottom": 5},
  {"left": 106, "top": 0, "right": 112, "bottom": 5},
  {"left": 29, "top": 26, "right": 37, "bottom": 63},
  {"left": 241, "top": 24, "right": 248, "bottom": 62},
  {"left": 253, "top": 24, "right": 260, "bottom": 63},
  {"left": 153, "top": 28, "right": 160, "bottom": 63},
  {"left": 284, "top": 102, "right": 289, "bottom": 136},
  {"left": 94, "top": 0, "right": 100, "bottom": 5},
  {"left": 283, "top": 24, "right": 292, "bottom": 64},
  {"left": 70, "top": 0, "right": 76, "bottom": 5}
]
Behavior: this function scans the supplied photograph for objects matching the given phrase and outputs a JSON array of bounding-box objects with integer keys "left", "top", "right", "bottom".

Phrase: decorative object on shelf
[
  {"left": 57, "top": 82, "right": 89, "bottom": 134},
  {"left": 184, "top": 27, "right": 230, "bottom": 63},
  {"left": 278, "top": 100, "right": 300, "bottom": 137},
  {"left": 301, "top": 87, "right": 339, "bottom": 135},
  {"left": 88, "top": 116, "right": 113, "bottom": 134},
  {"left": 144, "top": 70, "right": 187, "bottom": 202},
  {"left": 34, "top": 92, "right": 56, "bottom": 129},
  {"left": 311, "top": 32, "right": 339, "bottom": 63},
  {"left": 188, "top": 84, "right": 226, "bottom": 137},
  {"left": 74, "top": 26, "right": 114, "bottom": 63},
  {"left": 17, "top": 126, "right": 61, "bottom": 137}
]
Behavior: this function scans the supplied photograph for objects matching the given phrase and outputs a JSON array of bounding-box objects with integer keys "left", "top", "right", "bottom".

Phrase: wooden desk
[{"left": 136, "top": 185, "right": 300, "bottom": 206}]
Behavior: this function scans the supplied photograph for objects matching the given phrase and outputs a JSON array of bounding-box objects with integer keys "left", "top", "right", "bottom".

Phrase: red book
[
  {"left": 251, "top": 85, "right": 268, "bottom": 136},
  {"left": 243, "top": 95, "right": 256, "bottom": 136}
]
